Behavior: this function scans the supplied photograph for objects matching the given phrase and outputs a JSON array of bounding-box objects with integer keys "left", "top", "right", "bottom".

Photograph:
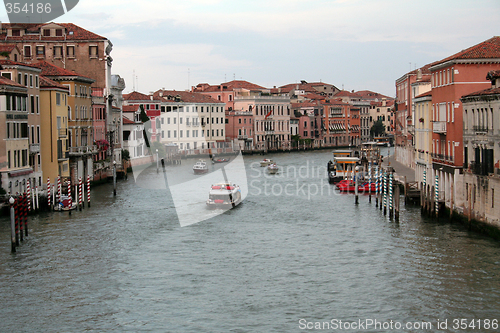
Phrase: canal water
[{"left": 1, "top": 149, "right": 499, "bottom": 332}]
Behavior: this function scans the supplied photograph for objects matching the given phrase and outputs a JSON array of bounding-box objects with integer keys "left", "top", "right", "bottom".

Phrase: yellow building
[
  {"left": 39, "top": 76, "right": 70, "bottom": 183},
  {"left": 0, "top": 60, "right": 43, "bottom": 189},
  {"left": 34, "top": 61, "right": 95, "bottom": 183},
  {"left": 414, "top": 91, "right": 433, "bottom": 186},
  {"left": 0, "top": 76, "right": 30, "bottom": 195}
]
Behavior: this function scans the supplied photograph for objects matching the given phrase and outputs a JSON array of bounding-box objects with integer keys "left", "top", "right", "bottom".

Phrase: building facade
[
  {"left": 0, "top": 76, "right": 30, "bottom": 195},
  {"left": 460, "top": 70, "right": 500, "bottom": 228}
]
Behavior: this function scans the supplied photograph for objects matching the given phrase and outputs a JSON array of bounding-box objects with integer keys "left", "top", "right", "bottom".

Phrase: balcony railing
[
  {"left": 68, "top": 145, "right": 98, "bottom": 156},
  {"left": 29, "top": 143, "right": 40, "bottom": 154},
  {"left": 237, "top": 135, "right": 248, "bottom": 139},
  {"left": 473, "top": 126, "right": 488, "bottom": 134},
  {"left": 432, "top": 121, "right": 446, "bottom": 134}
]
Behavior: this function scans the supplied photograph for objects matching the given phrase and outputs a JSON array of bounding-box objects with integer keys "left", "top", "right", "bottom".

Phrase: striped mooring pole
[
  {"left": 57, "top": 175, "right": 61, "bottom": 204},
  {"left": 383, "top": 172, "right": 388, "bottom": 215},
  {"left": 68, "top": 180, "right": 72, "bottom": 216},
  {"left": 368, "top": 164, "right": 372, "bottom": 203},
  {"left": 26, "top": 180, "right": 31, "bottom": 212},
  {"left": 87, "top": 175, "right": 91, "bottom": 208},
  {"left": 389, "top": 172, "right": 393, "bottom": 217},
  {"left": 375, "top": 166, "right": 379, "bottom": 207},
  {"left": 78, "top": 177, "right": 83, "bottom": 211},
  {"left": 47, "top": 177, "right": 51, "bottom": 209},
  {"left": 435, "top": 175, "right": 439, "bottom": 217}
]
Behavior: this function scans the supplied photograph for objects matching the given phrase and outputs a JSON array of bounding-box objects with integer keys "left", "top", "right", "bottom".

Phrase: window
[
  {"left": 12, "top": 29, "right": 21, "bottom": 36},
  {"left": 238, "top": 118, "right": 242, "bottom": 124},
  {"left": 89, "top": 46, "right": 98, "bottom": 58},
  {"left": 24, "top": 46, "right": 31, "bottom": 58},
  {"left": 56, "top": 93, "right": 61, "bottom": 106},
  {"left": 55, "top": 29, "right": 63, "bottom": 36},
  {"left": 53, "top": 46, "right": 63, "bottom": 57},
  {"left": 43, "top": 29, "right": 50, "bottom": 36},
  {"left": 29, "top": 75, "right": 33, "bottom": 87},
  {"left": 35, "top": 76, "right": 39, "bottom": 88},
  {"left": 1, "top": 72, "right": 12, "bottom": 80},
  {"left": 36, "top": 46, "right": 45, "bottom": 56},
  {"left": 67, "top": 46, "right": 75, "bottom": 57}
]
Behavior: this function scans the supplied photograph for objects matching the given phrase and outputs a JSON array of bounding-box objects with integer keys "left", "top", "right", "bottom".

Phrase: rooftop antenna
[
  {"left": 132, "top": 69, "right": 135, "bottom": 91},
  {"left": 188, "top": 68, "right": 190, "bottom": 90},
  {"left": 409, "top": 62, "right": 412, "bottom": 72},
  {"left": 224, "top": 74, "right": 226, "bottom": 82},
  {"left": 233, "top": 73, "right": 235, "bottom": 80}
]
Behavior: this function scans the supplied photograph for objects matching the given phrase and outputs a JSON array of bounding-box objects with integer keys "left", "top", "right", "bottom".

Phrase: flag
[{"left": 264, "top": 109, "right": 273, "bottom": 119}]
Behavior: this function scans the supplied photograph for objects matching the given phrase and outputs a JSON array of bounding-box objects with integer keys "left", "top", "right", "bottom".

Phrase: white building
[{"left": 153, "top": 90, "right": 226, "bottom": 152}]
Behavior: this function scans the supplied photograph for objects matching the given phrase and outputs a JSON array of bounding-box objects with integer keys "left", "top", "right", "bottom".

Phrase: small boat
[
  {"left": 260, "top": 158, "right": 274, "bottom": 167},
  {"left": 206, "top": 182, "right": 242, "bottom": 209},
  {"left": 54, "top": 195, "right": 77, "bottom": 211},
  {"left": 267, "top": 163, "right": 279, "bottom": 174},
  {"left": 336, "top": 180, "right": 376, "bottom": 193},
  {"left": 212, "top": 158, "right": 229, "bottom": 163},
  {"left": 193, "top": 159, "right": 208, "bottom": 174}
]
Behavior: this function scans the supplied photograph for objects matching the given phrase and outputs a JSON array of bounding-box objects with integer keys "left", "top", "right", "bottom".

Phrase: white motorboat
[
  {"left": 193, "top": 159, "right": 209, "bottom": 174},
  {"left": 206, "top": 182, "right": 242, "bottom": 209},
  {"left": 267, "top": 163, "right": 279, "bottom": 174},
  {"left": 260, "top": 158, "right": 274, "bottom": 167}
]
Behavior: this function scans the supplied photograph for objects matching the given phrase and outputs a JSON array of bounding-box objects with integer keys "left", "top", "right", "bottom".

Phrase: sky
[{"left": 1, "top": 0, "right": 499, "bottom": 97}]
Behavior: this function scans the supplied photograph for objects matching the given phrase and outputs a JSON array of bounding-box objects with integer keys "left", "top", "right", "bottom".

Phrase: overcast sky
[{"left": 2, "top": 0, "right": 499, "bottom": 97}]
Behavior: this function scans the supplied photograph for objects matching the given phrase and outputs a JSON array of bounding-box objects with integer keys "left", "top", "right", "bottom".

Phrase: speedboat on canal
[
  {"left": 193, "top": 159, "right": 209, "bottom": 174},
  {"left": 206, "top": 182, "right": 242, "bottom": 209},
  {"left": 267, "top": 163, "right": 279, "bottom": 174},
  {"left": 260, "top": 158, "right": 274, "bottom": 167}
]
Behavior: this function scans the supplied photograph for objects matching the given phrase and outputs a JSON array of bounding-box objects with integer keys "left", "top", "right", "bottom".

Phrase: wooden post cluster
[{"left": 9, "top": 194, "right": 29, "bottom": 253}]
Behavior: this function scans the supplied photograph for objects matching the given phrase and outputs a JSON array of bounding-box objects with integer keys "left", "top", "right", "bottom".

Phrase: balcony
[
  {"left": 473, "top": 126, "right": 488, "bottom": 134},
  {"left": 432, "top": 121, "right": 446, "bottom": 134},
  {"left": 29, "top": 143, "right": 40, "bottom": 154},
  {"left": 68, "top": 145, "right": 98, "bottom": 156},
  {"left": 237, "top": 135, "right": 248, "bottom": 140}
]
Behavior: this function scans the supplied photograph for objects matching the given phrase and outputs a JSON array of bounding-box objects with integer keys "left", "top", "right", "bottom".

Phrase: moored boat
[
  {"left": 206, "top": 182, "right": 242, "bottom": 209},
  {"left": 54, "top": 195, "right": 77, "bottom": 211},
  {"left": 193, "top": 159, "right": 208, "bottom": 174}
]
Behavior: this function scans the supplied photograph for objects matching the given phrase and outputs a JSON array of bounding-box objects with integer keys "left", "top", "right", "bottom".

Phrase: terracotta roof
[
  {"left": 0, "top": 23, "right": 106, "bottom": 41},
  {"left": 414, "top": 91, "right": 432, "bottom": 99},
  {"left": 123, "top": 105, "right": 140, "bottom": 112},
  {"left": 461, "top": 87, "right": 500, "bottom": 99},
  {"left": 32, "top": 60, "right": 93, "bottom": 82},
  {"left": 434, "top": 36, "right": 500, "bottom": 66},
  {"left": 122, "top": 117, "right": 136, "bottom": 125},
  {"left": 0, "top": 75, "right": 26, "bottom": 88},
  {"left": 304, "top": 92, "right": 326, "bottom": 100},
  {"left": 39, "top": 76, "right": 69, "bottom": 90},
  {"left": 279, "top": 83, "right": 319, "bottom": 93},
  {"left": 487, "top": 70, "right": 500, "bottom": 80},
  {"left": 123, "top": 91, "right": 156, "bottom": 101},
  {"left": 335, "top": 90, "right": 362, "bottom": 98},
  {"left": 355, "top": 90, "right": 394, "bottom": 100},
  {"left": 194, "top": 80, "right": 266, "bottom": 92},
  {"left": 153, "top": 90, "right": 223, "bottom": 104},
  {"left": 0, "top": 44, "right": 16, "bottom": 52},
  {"left": 0, "top": 59, "right": 41, "bottom": 70}
]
